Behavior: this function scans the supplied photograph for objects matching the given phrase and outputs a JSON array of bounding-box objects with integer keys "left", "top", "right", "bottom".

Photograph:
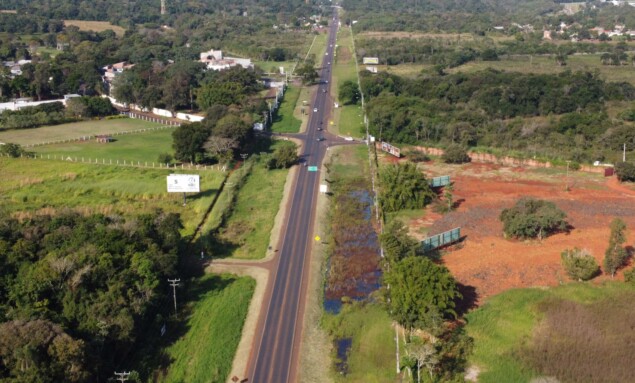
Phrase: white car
[{"left": 313, "top": 108, "right": 318, "bottom": 113}]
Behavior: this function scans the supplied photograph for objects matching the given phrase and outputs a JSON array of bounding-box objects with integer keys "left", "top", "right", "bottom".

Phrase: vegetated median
[{"left": 211, "top": 140, "right": 297, "bottom": 259}]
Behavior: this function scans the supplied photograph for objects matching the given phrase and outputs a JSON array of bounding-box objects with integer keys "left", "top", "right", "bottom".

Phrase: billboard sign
[
  {"left": 167, "top": 174, "right": 200, "bottom": 193},
  {"left": 380, "top": 141, "right": 401, "bottom": 158},
  {"left": 363, "top": 57, "right": 379, "bottom": 64}
]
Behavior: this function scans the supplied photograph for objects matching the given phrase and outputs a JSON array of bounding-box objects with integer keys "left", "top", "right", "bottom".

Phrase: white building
[{"left": 199, "top": 50, "right": 253, "bottom": 71}]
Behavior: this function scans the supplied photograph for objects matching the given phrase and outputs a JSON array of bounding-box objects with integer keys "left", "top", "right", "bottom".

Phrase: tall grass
[
  {"left": 158, "top": 275, "right": 255, "bottom": 383},
  {"left": 465, "top": 282, "right": 635, "bottom": 383}
]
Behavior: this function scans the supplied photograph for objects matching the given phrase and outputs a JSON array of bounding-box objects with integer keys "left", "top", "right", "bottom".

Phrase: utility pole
[
  {"left": 565, "top": 160, "right": 571, "bottom": 192},
  {"left": 167, "top": 278, "right": 180, "bottom": 315},
  {"left": 240, "top": 153, "right": 248, "bottom": 161},
  {"left": 114, "top": 371, "right": 131, "bottom": 383}
]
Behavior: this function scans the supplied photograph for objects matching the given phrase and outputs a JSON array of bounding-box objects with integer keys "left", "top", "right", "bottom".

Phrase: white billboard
[
  {"left": 363, "top": 57, "right": 379, "bottom": 64},
  {"left": 167, "top": 174, "right": 200, "bottom": 193}
]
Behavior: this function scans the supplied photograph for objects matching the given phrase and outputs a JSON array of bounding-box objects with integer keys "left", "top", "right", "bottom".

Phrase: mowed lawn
[
  {"left": 465, "top": 282, "right": 635, "bottom": 383},
  {"left": 33, "top": 128, "right": 175, "bottom": 163},
  {"left": 0, "top": 118, "right": 165, "bottom": 145},
  {"left": 0, "top": 157, "right": 226, "bottom": 236},
  {"left": 158, "top": 275, "right": 255, "bottom": 383}
]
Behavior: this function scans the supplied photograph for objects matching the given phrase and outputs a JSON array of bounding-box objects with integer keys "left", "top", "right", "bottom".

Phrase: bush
[
  {"left": 442, "top": 144, "right": 471, "bottom": 164},
  {"left": 561, "top": 248, "right": 599, "bottom": 281},
  {"left": 266, "top": 144, "right": 298, "bottom": 169},
  {"left": 615, "top": 161, "right": 635, "bottom": 182},
  {"left": 0, "top": 143, "right": 28, "bottom": 158},
  {"left": 379, "top": 163, "right": 436, "bottom": 212},
  {"left": 157, "top": 152, "right": 173, "bottom": 164},
  {"left": 500, "top": 197, "right": 568, "bottom": 240},
  {"left": 624, "top": 268, "right": 635, "bottom": 284},
  {"left": 404, "top": 150, "right": 430, "bottom": 163}
]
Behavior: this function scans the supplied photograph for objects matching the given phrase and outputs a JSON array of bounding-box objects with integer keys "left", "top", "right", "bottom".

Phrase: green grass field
[
  {"left": 253, "top": 60, "right": 297, "bottom": 75},
  {"left": 330, "top": 27, "right": 365, "bottom": 138},
  {"left": 0, "top": 157, "right": 225, "bottom": 237},
  {"left": 376, "top": 53, "right": 635, "bottom": 84},
  {"left": 447, "top": 54, "right": 635, "bottom": 85},
  {"left": 465, "top": 282, "right": 635, "bottom": 383},
  {"left": 32, "top": 128, "right": 175, "bottom": 163},
  {"left": 158, "top": 275, "right": 255, "bottom": 383},
  {"left": 217, "top": 146, "right": 292, "bottom": 259},
  {"left": 0, "top": 118, "right": 165, "bottom": 145},
  {"left": 271, "top": 85, "right": 303, "bottom": 133},
  {"left": 323, "top": 303, "right": 401, "bottom": 382}
]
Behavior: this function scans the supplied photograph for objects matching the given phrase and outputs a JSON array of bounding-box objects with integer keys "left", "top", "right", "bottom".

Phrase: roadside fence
[
  {"left": 1, "top": 152, "right": 227, "bottom": 172},
  {"left": 22, "top": 125, "right": 178, "bottom": 148}
]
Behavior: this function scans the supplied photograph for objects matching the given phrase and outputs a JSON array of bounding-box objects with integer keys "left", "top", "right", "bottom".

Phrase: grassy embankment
[
  {"left": 331, "top": 27, "right": 365, "bottom": 138},
  {"left": 466, "top": 282, "right": 635, "bottom": 383},
  {"left": 271, "top": 85, "right": 303, "bottom": 133},
  {"left": 156, "top": 275, "right": 255, "bottom": 383}
]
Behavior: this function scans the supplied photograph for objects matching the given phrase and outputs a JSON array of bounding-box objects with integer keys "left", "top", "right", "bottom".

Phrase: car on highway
[
  {"left": 317, "top": 127, "right": 323, "bottom": 131},
  {"left": 313, "top": 108, "right": 318, "bottom": 112},
  {"left": 316, "top": 136, "right": 325, "bottom": 141}
]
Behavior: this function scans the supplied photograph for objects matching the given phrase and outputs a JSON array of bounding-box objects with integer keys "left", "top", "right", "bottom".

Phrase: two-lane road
[{"left": 248, "top": 9, "right": 340, "bottom": 383}]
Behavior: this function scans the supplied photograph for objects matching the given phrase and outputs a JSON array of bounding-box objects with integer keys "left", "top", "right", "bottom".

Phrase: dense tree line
[
  {"left": 361, "top": 69, "right": 635, "bottom": 162},
  {"left": 0, "top": 102, "right": 76, "bottom": 130},
  {"left": 0, "top": 210, "right": 182, "bottom": 382}
]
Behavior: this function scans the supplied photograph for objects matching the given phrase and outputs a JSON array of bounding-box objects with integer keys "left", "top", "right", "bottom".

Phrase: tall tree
[
  {"left": 604, "top": 218, "right": 628, "bottom": 277},
  {"left": 171, "top": 122, "right": 210, "bottom": 163},
  {"left": 383, "top": 256, "right": 460, "bottom": 331}
]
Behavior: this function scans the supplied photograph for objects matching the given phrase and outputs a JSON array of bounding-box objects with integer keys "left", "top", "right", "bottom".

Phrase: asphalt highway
[{"left": 248, "top": 9, "right": 340, "bottom": 383}]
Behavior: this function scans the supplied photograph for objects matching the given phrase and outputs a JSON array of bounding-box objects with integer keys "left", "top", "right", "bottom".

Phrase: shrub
[
  {"left": 442, "top": 144, "right": 471, "bottom": 164},
  {"left": 379, "top": 163, "right": 436, "bottom": 212},
  {"left": 271, "top": 144, "right": 298, "bottom": 169},
  {"left": 0, "top": 143, "right": 27, "bottom": 158},
  {"left": 615, "top": 161, "right": 635, "bottom": 182},
  {"left": 624, "top": 268, "right": 635, "bottom": 284},
  {"left": 561, "top": 248, "right": 599, "bottom": 281},
  {"left": 157, "top": 152, "right": 173, "bottom": 164},
  {"left": 404, "top": 150, "right": 430, "bottom": 163},
  {"left": 500, "top": 198, "right": 568, "bottom": 240}
]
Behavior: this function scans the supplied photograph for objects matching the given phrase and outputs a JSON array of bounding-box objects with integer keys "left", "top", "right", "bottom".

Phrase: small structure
[
  {"left": 95, "top": 135, "right": 114, "bottom": 143},
  {"left": 102, "top": 62, "right": 135, "bottom": 96}
]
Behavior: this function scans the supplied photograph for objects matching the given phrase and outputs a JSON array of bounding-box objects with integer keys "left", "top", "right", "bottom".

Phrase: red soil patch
[{"left": 403, "top": 161, "right": 635, "bottom": 302}]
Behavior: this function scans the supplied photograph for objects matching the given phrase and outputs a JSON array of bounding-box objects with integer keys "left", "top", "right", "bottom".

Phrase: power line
[{"left": 167, "top": 278, "right": 181, "bottom": 315}]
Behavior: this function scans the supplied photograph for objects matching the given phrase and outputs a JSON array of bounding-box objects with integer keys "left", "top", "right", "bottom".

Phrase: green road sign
[{"left": 308, "top": 166, "right": 318, "bottom": 172}]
